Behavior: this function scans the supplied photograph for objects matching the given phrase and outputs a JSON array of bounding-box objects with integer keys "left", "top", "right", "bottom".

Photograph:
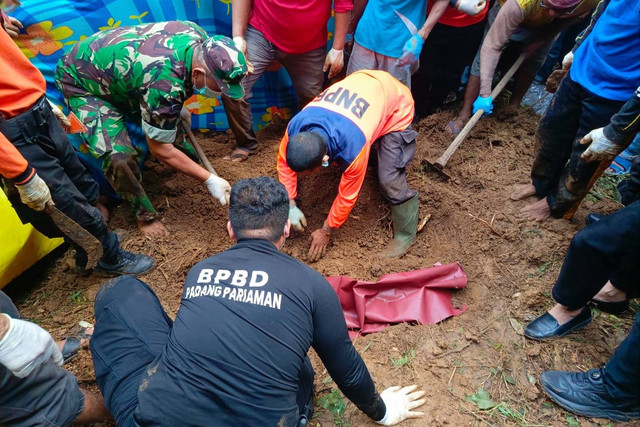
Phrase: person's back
[{"left": 134, "top": 239, "right": 336, "bottom": 425}]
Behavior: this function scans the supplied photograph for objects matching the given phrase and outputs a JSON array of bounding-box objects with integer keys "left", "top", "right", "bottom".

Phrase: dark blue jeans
[
  {"left": 90, "top": 276, "right": 314, "bottom": 426},
  {"left": 604, "top": 312, "right": 640, "bottom": 402},
  {"left": 531, "top": 76, "right": 626, "bottom": 217},
  {"left": 552, "top": 200, "right": 640, "bottom": 309}
]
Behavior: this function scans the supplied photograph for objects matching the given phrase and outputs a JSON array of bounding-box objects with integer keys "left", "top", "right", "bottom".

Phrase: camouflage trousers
[{"left": 67, "top": 95, "right": 196, "bottom": 222}]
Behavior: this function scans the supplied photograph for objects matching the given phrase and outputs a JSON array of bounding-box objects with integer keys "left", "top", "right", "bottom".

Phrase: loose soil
[{"left": 9, "top": 108, "right": 637, "bottom": 426}]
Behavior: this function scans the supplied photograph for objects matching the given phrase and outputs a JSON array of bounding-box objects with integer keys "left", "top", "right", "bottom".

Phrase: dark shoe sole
[
  {"left": 541, "top": 380, "right": 640, "bottom": 421},
  {"left": 590, "top": 299, "right": 629, "bottom": 315}
]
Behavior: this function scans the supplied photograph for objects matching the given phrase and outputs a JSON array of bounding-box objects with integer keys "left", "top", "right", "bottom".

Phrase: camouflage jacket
[{"left": 55, "top": 21, "right": 206, "bottom": 143}]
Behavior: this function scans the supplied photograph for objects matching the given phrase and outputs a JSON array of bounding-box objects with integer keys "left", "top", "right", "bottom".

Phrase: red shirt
[
  {"left": 249, "top": 0, "right": 353, "bottom": 54},
  {"left": 428, "top": 1, "right": 489, "bottom": 27}
]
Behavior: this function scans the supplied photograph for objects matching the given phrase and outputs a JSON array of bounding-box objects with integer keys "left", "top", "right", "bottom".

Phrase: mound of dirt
[{"left": 11, "top": 109, "right": 635, "bottom": 426}]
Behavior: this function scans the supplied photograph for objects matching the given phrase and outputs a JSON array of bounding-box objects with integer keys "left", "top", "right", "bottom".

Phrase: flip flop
[
  {"left": 223, "top": 149, "right": 251, "bottom": 163},
  {"left": 605, "top": 153, "right": 633, "bottom": 176},
  {"left": 62, "top": 320, "right": 93, "bottom": 364},
  {"left": 448, "top": 120, "right": 462, "bottom": 136}
]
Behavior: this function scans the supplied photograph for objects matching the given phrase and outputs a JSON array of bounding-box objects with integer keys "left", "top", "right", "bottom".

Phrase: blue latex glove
[
  {"left": 397, "top": 34, "right": 424, "bottom": 68},
  {"left": 472, "top": 95, "right": 493, "bottom": 116}
]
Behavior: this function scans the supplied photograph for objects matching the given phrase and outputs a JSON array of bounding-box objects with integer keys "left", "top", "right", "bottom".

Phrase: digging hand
[
  {"left": 204, "top": 174, "right": 231, "bottom": 205},
  {"left": 0, "top": 314, "right": 63, "bottom": 378},
  {"left": 397, "top": 34, "right": 423, "bottom": 68},
  {"left": 289, "top": 205, "right": 307, "bottom": 232},
  {"left": 323, "top": 48, "right": 344, "bottom": 79},
  {"left": 376, "top": 385, "right": 427, "bottom": 425},
  {"left": 2, "top": 15, "right": 22, "bottom": 38},
  {"left": 47, "top": 99, "right": 71, "bottom": 128},
  {"left": 16, "top": 172, "right": 52, "bottom": 211},
  {"left": 580, "top": 127, "right": 620, "bottom": 163},
  {"left": 451, "top": 0, "right": 486, "bottom": 15},
  {"left": 308, "top": 226, "right": 332, "bottom": 262},
  {"left": 472, "top": 95, "right": 493, "bottom": 116},
  {"left": 232, "top": 36, "right": 254, "bottom": 74}
]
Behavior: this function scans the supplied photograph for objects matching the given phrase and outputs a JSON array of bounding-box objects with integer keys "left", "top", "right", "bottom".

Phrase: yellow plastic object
[{"left": 0, "top": 189, "right": 63, "bottom": 289}]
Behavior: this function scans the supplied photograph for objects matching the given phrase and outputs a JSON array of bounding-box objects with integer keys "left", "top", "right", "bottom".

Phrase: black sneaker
[
  {"left": 95, "top": 249, "right": 155, "bottom": 276},
  {"left": 541, "top": 369, "right": 640, "bottom": 421}
]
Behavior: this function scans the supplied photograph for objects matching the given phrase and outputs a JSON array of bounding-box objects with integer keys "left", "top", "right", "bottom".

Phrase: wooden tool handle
[
  {"left": 562, "top": 159, "right": 609, "bottom": 220},
  {"left": 183, "top": 122, "right": 218, "bottom": 177},
  {"left": 435, "top": 53, "right": 527, "bottom": 170}
]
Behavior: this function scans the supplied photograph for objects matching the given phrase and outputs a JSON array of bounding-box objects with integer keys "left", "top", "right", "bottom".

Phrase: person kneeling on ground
[
  {"left": 0, "top": 14, "right": 153, "bottom": 276},
  {"left": 278, "top": 70, "right": 420, "bottom": 261},
  {"left": 0, "top": 290, "right": 111, "bottom": 425},
  {"left": 89, "top": 177, "right": 426, "bottom": 426},
  {"left": 523, "top": 199, "right": 640, "bottom": 341},
  {"left": 540, "top": 311, "right": 640, "bottom": 421}
]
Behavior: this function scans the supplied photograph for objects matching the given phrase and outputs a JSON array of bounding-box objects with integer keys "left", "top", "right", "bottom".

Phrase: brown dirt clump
[{"left": 11, "top": 109, "right": 636, "bottom": 426}]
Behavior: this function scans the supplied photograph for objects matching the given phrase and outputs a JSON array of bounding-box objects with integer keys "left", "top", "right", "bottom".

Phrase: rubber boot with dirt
[{"left": 380, "top": 193, "right": 419, "bottom": 258}]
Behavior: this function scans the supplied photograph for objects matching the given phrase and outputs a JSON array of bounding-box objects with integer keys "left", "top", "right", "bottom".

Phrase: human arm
[
  {"left": 478, "top": 0, "right": 524, "bottom": 97},
  {"left": 581, "top": 86, "right": 640, "bottom": 162},
  {"left": 312, "top": 276, "right": 426, "bottom": 424},
  {"left": 324, "top": 10, "right": 350, "bottom": 79},
  {"left": 231, "top": 0, "right": 252, "bottom": 38},
  {"left": 397, "top": 0, "right": 448, "bottom": 68},
  {"left": 276, "top": 132, "right": 308, "bottom": 230},
  {"left": 1, "top": 10, "right": 22, "bottom": 38},
  {"left": 348, "top": 0, "right": 369, "bottom": 35},
  {"left": 0, "top": 313, "right": 63, "bottom": 378}
]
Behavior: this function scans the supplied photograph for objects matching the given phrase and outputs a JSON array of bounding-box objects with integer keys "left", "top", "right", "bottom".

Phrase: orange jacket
[{"left": 277, "top": 70, "right": 414, "bottom": 228}]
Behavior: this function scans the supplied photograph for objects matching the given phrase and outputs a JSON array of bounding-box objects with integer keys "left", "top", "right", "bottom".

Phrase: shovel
[
  {"left": 426, "top": 53, "right": 527, "bottom": 179},
  {"left": 45, "top": 202, "right": 103, "bottom": 269},
  {"left": 182, "top": 122, "right": 218, "bottom": 177}
]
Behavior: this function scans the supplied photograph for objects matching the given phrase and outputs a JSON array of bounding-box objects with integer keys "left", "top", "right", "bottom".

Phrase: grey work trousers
[{"left": 221, "top": 25, "right": 326, "bottom": 153}]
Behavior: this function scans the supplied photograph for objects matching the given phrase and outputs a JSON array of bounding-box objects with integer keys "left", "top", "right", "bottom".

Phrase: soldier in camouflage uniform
[{"left": 55, "top": 21, "right": 248, "bottom": 236}]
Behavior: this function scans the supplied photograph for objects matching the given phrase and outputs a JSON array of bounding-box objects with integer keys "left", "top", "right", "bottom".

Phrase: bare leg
[
  {"left": 548, "top": 303, "right": 584, "bottom": 325},
  {"left": 138, "top": 218, "right": 170, "bottom": 237},
  {"left": 448, "top": 74, "right": 480, "bottom": 135},
  {"left": 510, "top": 183, "right": 537, "bottom": 201},
  {"left": 593, "top": 280, "right": 627, "bottom": 302},
  {"left": 73, "top": 389, "right": 112, "bottom": 424},
  {"left": 520, "top": 197, "right": 551, "bottom": 221}
]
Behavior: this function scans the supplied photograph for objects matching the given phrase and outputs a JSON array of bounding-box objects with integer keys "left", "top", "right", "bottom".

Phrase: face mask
[
  {"left": 321, "top": 155, "right": 329, "bottom": 168},
  {"left": 193, "top": 71, "right": 221, "bottom": 98}
]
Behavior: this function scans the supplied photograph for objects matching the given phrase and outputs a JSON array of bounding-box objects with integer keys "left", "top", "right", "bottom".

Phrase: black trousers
[
  {"left": 552, "top": 200, "right": 640, "bottom": 310},
  {"left": 0, "top": 96, "right": 118, "bottom": 263},
  {"left": 531, "top": 76, "right": 626, "bottom": 217}
]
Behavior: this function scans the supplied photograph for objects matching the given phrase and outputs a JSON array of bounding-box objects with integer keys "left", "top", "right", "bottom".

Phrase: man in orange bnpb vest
[{"left": 277, "top": 70, "right": 419, "bottom": 261}]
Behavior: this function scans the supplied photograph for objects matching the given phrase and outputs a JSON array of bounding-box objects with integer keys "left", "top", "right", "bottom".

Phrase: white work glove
[
  {"left": 452, "top": 0, "right": 486, "bottom": 15},
  {"left": 562, "top": 51, "right": 573, "bottom": 71},
  {"left": 47, "top": 99, "right": 71, "bottom": 128},
  {"left": 376, "top": 385, "right": 426, "bottom": 426},
  {"left": 323, "top": 48, "right": 344, "bottom": 79},
  {"left": 232, "top": 36, "right": 254, "bottom": 74},
  {"left": 16, "top": 173, "right": 52, "bottom": 211},
  {"left": 288, "top": 205, "right": 307, "bottom": 232},
  {"left": 204, "top": 174, "right": 231, "bottom": 206},
  {"left": 580, "top": 127, "right": 621, "bottom": 163},
  {"left": 0, "top": 313, "right": 63, "bottom": 378}
]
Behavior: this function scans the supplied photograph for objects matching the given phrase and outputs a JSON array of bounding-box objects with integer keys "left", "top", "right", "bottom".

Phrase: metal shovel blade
[{"left": 45, "top": 204, "right": 103, "bottom": 269}]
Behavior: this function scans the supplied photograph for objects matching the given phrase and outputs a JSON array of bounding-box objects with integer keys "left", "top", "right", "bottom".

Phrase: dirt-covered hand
[
  {"left": 0, "top": 314, "right": 63, "bottom": 378},
  {"left": 232, "top": 36, "right": 254, "bottom": 74},
  {"left": 472, "top": 95, "right": 493, "bottom": 116},
  {"left": 47, "top": 99, "right": 71, "bottom": 128},
  {"left": 397, "top": 34, "right": 423, "bottom": 68},
  {"left": 580, "top": 127, "right": 620, "bottom": 163},
  {"left": 288, "top": 205, "right": 307, "bottom": 232},
  {"left": 204, "top": 174, "right": 231, "bottom": 205},
  {"left": 323, "top": 48, "right": 344, "bottom": 79},
  {"left": 2, "top": 15, "right": 22, "bottom": 38},
  {"left": 16, "top": 172, "right": 52, "bottom": 211},
  {"left": 308, "top": 228, "right": 331, "bottom": 262},
  {"left": 376, "top": 385, "right": 426, "bottom": 425}
]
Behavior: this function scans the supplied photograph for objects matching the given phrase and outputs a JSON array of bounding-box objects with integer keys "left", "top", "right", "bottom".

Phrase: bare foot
[
  {"left": 95, "top": 202, "right": 110, "bottom": 222},
  {"left": 138, "top": 218, "right": 170, "bottom": 237},
  {"left": 594, "top": 280, "right": 627, "bottom": 302},
  {"left": 510, "top": 183, "right": 536, "bottom": 201},
  {"left": 447, "top": 116, "right": 467, "bottom": 136},
  {"left": 548, "top": 304, "right": 584, "bottom": 325},
  {"left": 520, "top": 197, "right": 551, "bottom": 221}
]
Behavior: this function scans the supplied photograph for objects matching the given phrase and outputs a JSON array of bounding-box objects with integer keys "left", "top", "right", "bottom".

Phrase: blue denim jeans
[{"left": 604, "top": 312, "right": 640, "bottom": 402}]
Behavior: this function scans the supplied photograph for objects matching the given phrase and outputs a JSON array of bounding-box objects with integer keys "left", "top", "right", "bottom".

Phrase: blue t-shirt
[
  {"left": 355, "top": 0, "right": 427, "bottom": 58},
  {"left": 570, "top": 0, "right": 640, "bottom": 101}
]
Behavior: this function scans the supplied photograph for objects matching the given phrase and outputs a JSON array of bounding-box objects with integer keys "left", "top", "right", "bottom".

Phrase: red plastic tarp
[{"left": 326, "top": 262, "right": 467, "bottom": 336}]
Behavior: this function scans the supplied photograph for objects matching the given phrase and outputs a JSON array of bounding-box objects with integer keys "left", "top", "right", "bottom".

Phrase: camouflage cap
[{"left": 201, "top": 35, "right": 248, "bottom": 100}]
